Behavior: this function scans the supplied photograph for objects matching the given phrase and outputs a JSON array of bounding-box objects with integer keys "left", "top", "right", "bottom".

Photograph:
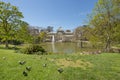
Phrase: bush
[
  {"left": 22, "top": 44, "right": 47, "bottom": 55},
  {"left": 12, "top": 40, "right": 23, "bottom": 45}
]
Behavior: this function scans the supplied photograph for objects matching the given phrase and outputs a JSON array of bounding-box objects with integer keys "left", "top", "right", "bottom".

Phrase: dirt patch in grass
[{"left": 55, "top": 58, "right": 93, "bottom": 69}]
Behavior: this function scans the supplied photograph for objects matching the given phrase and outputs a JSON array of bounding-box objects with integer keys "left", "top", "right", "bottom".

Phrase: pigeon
[
  {"left": 43, "top": 64, "right": 47, "bottom": 67},
  {"left": 57, "top": 68, "right": 63, "bottom": 73},
  {"left": 23, "top": 71, "right": 28, "bottom": 76},
  {"left": 66, "top": 58, "right": 72, "bottom": 61},
  {"left": 19, "top": 61, "right": 26, "bottom": 65},
  {"left": 26, "top": 66, "right": 31, "bottom": 71},
  {"left": 51, "top": 59, "right": 55, "bottom": 62},
  {"left": 3, "top": 57, "right": 6, "bottom": 60}
]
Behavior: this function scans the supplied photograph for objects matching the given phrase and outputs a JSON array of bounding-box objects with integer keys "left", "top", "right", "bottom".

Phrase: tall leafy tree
[
  {"left": 89, "top": 0, "right": 120, "bottom": 52},
  {"left": 75, "top": 25, "right": 90, "bottom": 48},
  {"left": 0, "top": 1, "right": 26, "bottom": 48},
  {"left": 16, "top": 21, "right": 33, "bottom": 43},
  {"left": 39, "top": 31, "right": 47, "bottom": 42}
]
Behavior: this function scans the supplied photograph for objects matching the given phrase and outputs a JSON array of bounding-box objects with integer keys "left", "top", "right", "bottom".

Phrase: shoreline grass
[{"left": 0, "top": 49, "right": 120, "bottom": 80}]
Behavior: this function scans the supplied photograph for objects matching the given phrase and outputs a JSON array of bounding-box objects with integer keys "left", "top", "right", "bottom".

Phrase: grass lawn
[{"left": 0, "top": 49, "right": 120, "bottom": 80}]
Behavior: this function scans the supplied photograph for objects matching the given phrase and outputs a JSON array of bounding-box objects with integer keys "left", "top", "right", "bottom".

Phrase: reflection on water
[
  {"left": 41, "top": 42, "right": 81, "bottom": 54},
  {"left": 52, "top": 35, "right": 55, "bottom": 53}
]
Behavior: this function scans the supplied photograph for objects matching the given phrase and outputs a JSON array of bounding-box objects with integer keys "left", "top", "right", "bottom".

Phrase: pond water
[{"left": 41, "top": 42, "right": 82, "bottom": 54}]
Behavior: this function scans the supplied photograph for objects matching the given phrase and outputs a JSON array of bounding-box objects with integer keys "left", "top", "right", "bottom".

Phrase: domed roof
[{"left": 57, "top": 27, "right": 64, "bottom": 32}]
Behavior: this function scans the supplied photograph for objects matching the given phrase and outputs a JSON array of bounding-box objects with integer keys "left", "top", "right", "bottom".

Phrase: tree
[
  {"left": 16, "top": 21, "right": 33, "bottom": 43},
  {"left": 75, "top": 25, "right": 90, "bottom": 48},
  {"left": 0, "top": 1, "right": 24, "bottom": 48},
  {"left": 39, "top": 31, "right": 47, "bottom": 42},
  {"left": 47, "top": 26, "right": 53, "bottom": 32},
  {"left": 89, "top": 0, "right": 120, "bottom": 52}
]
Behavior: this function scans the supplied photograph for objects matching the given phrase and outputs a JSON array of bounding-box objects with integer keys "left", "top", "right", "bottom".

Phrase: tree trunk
[
  {"left": 105, "top": 39, "right": 111, "bottom": 52},
  {"left": 80, "top": 39, "right": 83, "bottom": 48},
  {"left": 5, "top": 39, "right": 9, "bottom": 48}
]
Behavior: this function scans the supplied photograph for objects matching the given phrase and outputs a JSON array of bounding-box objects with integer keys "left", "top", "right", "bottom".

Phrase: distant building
[
  {"left": 28, "top": 26, "right": 87, "bottom": 42},
  {"left": 46, "top": 27, "right": 74, "bottom": 42},
  {"left": 28, "top": 26, "right": 41, "bottom": 36}
]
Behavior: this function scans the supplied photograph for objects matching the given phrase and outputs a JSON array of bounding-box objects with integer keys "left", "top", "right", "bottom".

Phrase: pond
[{"left": 41, "top": 42, "right": 82, "bottom": 54}]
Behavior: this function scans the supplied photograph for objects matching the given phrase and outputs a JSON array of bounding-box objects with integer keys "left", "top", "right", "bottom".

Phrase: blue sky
[{"left": 1, "top": 0, "right": 98, "bottom": 31}]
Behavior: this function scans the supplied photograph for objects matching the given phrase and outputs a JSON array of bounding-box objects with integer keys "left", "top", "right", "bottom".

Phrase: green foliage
[
  {"left": 75, "top": 26, "right": 89, "bottom": 48},
  {"left": 16, "top": 21, "right": 33, "bottom": 43},
  {"left": 0, "top": 1, "right": 31, "bottom": 48},
  {"left": 89, "top": 0, "right": 120, "bottom": 52},
  {"left": 39, "top": 32, "right": 47, "bottom": 42},
  {"left": 47, "top": 52, "right": 54, "bottom": 55},
  {"left": 22, "top": 44, "right": 46, "bottom": 55},
  {"left": 11, "top": 40, "right": 23, "bottom": 45}
]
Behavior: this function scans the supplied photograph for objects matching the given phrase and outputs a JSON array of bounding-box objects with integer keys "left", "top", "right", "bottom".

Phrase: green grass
[{"left": 0, "top": 49, "right": 120, "bottom": 80}]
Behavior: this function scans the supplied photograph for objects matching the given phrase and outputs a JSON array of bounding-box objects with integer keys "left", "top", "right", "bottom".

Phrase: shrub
[
  {"left": 47, "top": 52, "right": 54, "bottom": 55},
  {"left": 22, "top": 44, "right": 47, "bottom": 55}
]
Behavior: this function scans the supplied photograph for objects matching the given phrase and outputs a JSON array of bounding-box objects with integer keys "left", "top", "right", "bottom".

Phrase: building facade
[
  {"left": 28, "top": 26, "right": 87, "bottom": 42},
  {"left": 46, "top": 27, "right": 74, "bottom": 42}
]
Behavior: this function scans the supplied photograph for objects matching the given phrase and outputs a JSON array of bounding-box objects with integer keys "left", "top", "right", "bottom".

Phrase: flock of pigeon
[
  {"left": 2, "top": 56, "right": 64, "bottom": 77},
  {"left": 18, "top": 61, "right": 31, "bottom": 76},
  {"left": 18, "top": 59, "right": 63, "bottom": 76}
]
